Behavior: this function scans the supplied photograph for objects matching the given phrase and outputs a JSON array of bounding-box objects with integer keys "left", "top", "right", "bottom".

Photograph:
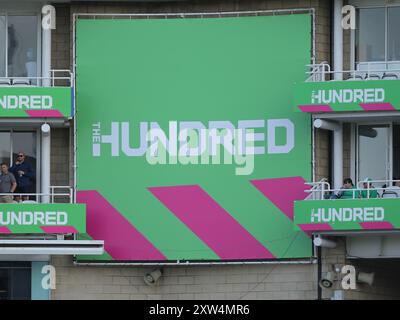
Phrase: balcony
[
  {"left": 0, "top": 186, "right": 85, "bottom": 235},
  {"left": 294, "top": 62, "right": 400, "bottom": 113},
  {"left": 294, "top": 179, "right": 400, "bottom": 233},
  {"left": 0, "top": 186, "right": 104, "bottom": 257},
  {"left": 0, "top": 70, "right": 73, "bottom": 118}
]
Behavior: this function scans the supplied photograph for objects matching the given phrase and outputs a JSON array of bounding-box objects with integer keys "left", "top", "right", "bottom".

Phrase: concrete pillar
[
  {"left": 41, "top": 124, "right": 51, "bottom": 203},
  {"left": 334, "top": 0, "right": 343, "bottom": 80},
  {"left": 42, "top": 19, "right": 51, "bottom": 86}
]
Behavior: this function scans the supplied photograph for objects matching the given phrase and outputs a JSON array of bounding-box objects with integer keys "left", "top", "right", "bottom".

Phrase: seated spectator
[
  {"left": 382, "top": 179, "right": 400, "bottom": 198},
  {"left": 331, "top": 178, "right": 359, "bottom": 199},
  {"left": 360, "top": 178, "right": 379, "bottom": 198}
]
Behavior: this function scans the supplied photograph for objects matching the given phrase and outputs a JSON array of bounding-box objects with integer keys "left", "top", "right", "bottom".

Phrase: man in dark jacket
[{"left": 10, "top": 151, "right": 35, "bottom": 201}]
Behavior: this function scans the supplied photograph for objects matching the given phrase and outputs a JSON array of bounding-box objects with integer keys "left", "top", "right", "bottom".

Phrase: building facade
[{"left": 0, "top": 0, "right": 399, "bottom": 300}]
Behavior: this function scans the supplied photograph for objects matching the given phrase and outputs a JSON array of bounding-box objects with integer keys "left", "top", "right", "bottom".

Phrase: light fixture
[
  {"left": 313, "top": 235, "right": 337, "bottom": 248},
  {"left": 144, "top": 269, "right": 162, "bottom": 286},
  {"left": 319, "top": 271, "right": 335, "bottom": 289},
  {"left": 41, "top": 123, "right": 51, "bottom": 134}
]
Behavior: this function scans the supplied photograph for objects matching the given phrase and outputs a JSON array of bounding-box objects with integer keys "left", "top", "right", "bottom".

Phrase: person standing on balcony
[
  {"left": 10, "top": 152, "right": 35, "bottom": 201},
  {"left": 0, "top": 163, "right": 17, "bottom": 203}
]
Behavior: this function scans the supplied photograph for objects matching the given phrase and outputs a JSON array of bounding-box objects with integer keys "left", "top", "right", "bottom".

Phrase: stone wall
[{"left": 51, "top": 256, "right": 317, "bottom": 300}]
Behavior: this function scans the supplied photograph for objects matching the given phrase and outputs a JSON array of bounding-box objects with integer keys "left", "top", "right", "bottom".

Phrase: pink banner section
[
  {"left": 40, "top": 226, "right": 78, "bottom": 234},
  {"left": 0, "top": 227, "right": 12, "bottom": 234},
  {"left": 148, "top": 185, "right": 275, "bottom": 260},
  {"left": 25, "top": 110, "right": 64, "bottom": 118},
  {"left": 251, "top": 177, "right": 310, "bottom": 221},
  {"left": 359, "top": 103, "right": 396, "bottom": 111},
  {"left": 77, "top": 190, "right": 166, "bottom": 260},
  {"left": 298, "top": 105, "right": 333, "bottom": 113},
  {"left": 359, "top": 222, "right": 394, "bottom": 230},
  {"left": 297, "top": 223, "right": 333, "bottom": 231}
]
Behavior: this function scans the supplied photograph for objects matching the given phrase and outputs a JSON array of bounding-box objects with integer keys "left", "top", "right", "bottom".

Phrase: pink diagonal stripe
[
  {"left": 77, "top": 190, "right": 166, "bottom": 260},
  {"left": 0, "top": 227, "right": 11, "bottom": 233},
  {"left": 298, "top": 223, "right": 333, "bottom": 231},
  {"left": 41, "top": 226, "right": 78, "bottom": 234},
  {"left": 148, "top": 185, "right": 274, "bottom": 260},
  {"left": 298, "top": 105, "right": 333, "bottom": 112},
  {"left": 251, "top": 177, "right": 310, "bottom": 221},
  {"left": 359, "top": 103, "right": 396, "bottom": 111},
  {"left": 25, "top": 110, "right": 64, "bottom": 118},
  {"left": 360, "top": 222, "right": 394, "bottom": 230}
]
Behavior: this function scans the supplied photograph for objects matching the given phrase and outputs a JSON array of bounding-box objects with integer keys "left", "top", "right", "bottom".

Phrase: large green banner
[
  {"left": 294, "top": 80, "right": 400, "bottom": 113},
  {"left": 76, "top": 14, "right": 312, "bottom": 262},
  {"left": 0, "top": 203, "right": 85, "bottom": 234},
  {"left": 295, "top": 199, "right": 400, "bottom": 231},
  {"left": 0, "top": 87, "right": 72, "bottom": 118}
]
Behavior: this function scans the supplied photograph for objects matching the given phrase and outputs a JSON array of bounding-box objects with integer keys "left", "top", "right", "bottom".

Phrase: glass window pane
[
  {"left": 356, "top": 8, "right": 386, "bottom": 62},
  {"left": 388, "top": 7, "right": 400, "bottom": 61},
  {"left": 358, "top": 125, "right": 389, "bottom": 183},
  {"left": 0, "top": 132, "right": 11, "bottom": 166},
  {"left": 9, "top": 268, "right": 31, "bottom": 300},
  {"left": 0, "top": 263, "right": 31, "bottom": 300},
  {"left": 0, "top": 269, "right": 8, "bottom": 300},
  {"left": 7, "top": 15, "right": 38, "bottom": 78},
  {"left": 0, "top": 16, "right": 5, "bottom": 77}
]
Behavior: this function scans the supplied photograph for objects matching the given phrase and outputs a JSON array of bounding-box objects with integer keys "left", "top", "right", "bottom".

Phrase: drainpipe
[
  {"left": 333, "top": 0, "right": 343, "bottom": 80},
  {"left": 313, "top": 119, "right": 343, "bottom": 190},
  {"left": 41, "top": 124, "right": 51, "bottom": 203}
]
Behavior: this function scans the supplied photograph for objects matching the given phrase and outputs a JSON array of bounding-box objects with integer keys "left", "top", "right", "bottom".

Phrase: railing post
[{"left": 321, "top": 183, "right": 325, "bottom": 200}]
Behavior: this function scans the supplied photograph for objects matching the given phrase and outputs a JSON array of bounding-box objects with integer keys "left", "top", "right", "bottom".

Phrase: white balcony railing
[
  {"left": 305, "top": 179, "right": 400, "bottom": 200},
  {"left": 0, "top": 186, "right": 74, "bottom": 204},
  {"left": 306, "top": 62, "right": 400, "bottom": 82},
  {"left": 0, "top": 69, "right": 73, "bottom": 87},
  {"left": 305, "top": 178, "right": 331, "bottom": 200}
]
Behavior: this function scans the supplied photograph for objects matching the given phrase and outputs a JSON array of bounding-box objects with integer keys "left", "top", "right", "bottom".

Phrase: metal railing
[
  {"left": 305, "top": 179, "right": 400, "bottom": 200},
  {"left": 306, "top": 61, "right": 400, "bottom": 82},
  {"left": 0, "top": 69, "right": 73, "bottom": 87},
  {"left": 305, "top": 178, "right": 331, "bottom": 200},
  {"left": 0, "top": 186, "right": 74, "bottom": 204},
  {"left": 306, "top": 62, "right": 331, "bottom": 82}
]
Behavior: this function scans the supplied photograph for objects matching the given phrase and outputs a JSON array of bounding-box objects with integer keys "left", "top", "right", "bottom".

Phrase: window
[
  {"left": 0, "top": 130, "right": 37, "bottom": 194},
  {"left": 0, "top": 16, "right": 5, "bottom": 77},
  {"left": 388, "top": 7, "right": 400, "bottom": 61},
  {"left": 356, "top": 8, "right": 385, "bottom": 62},
  {"left": 357, "top": 124, "right": 390, "bottom": 182},
  {"left": 0, "top": 13, "right": 39, "bottom": 78},
  {"left": 355, "top": 6, "right": 400, "bottom": 64},
  {"left": 0, "top": 262, "right": 31, "bottom": 300}
]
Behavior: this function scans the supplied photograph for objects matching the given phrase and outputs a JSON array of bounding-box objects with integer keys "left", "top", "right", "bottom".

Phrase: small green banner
[
  {"left": 294, "top": 80, "right": 400, "bottom": 113},
  {"left": 0, "top": 203, "right": 86, "bottom": 234},
  {"left": 294, "top": 198, "right": 400, "bottom": 231},
  {"left": 0, "top": 87, "right": 72, "bottom": 118}
]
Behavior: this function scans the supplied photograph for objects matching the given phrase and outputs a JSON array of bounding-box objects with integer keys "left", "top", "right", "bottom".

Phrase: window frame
[
  {"left": 351, "top": 4, "right": 400, "bottom": 69},
  {"left": 0, "top": 10, "right": 42, "bottom": 78},
  {"left": 0, "top": 128, "right": 41, "bottom": 195},
  {"left": 355, "top": 122, "right": 393, "bottom": 184}
]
